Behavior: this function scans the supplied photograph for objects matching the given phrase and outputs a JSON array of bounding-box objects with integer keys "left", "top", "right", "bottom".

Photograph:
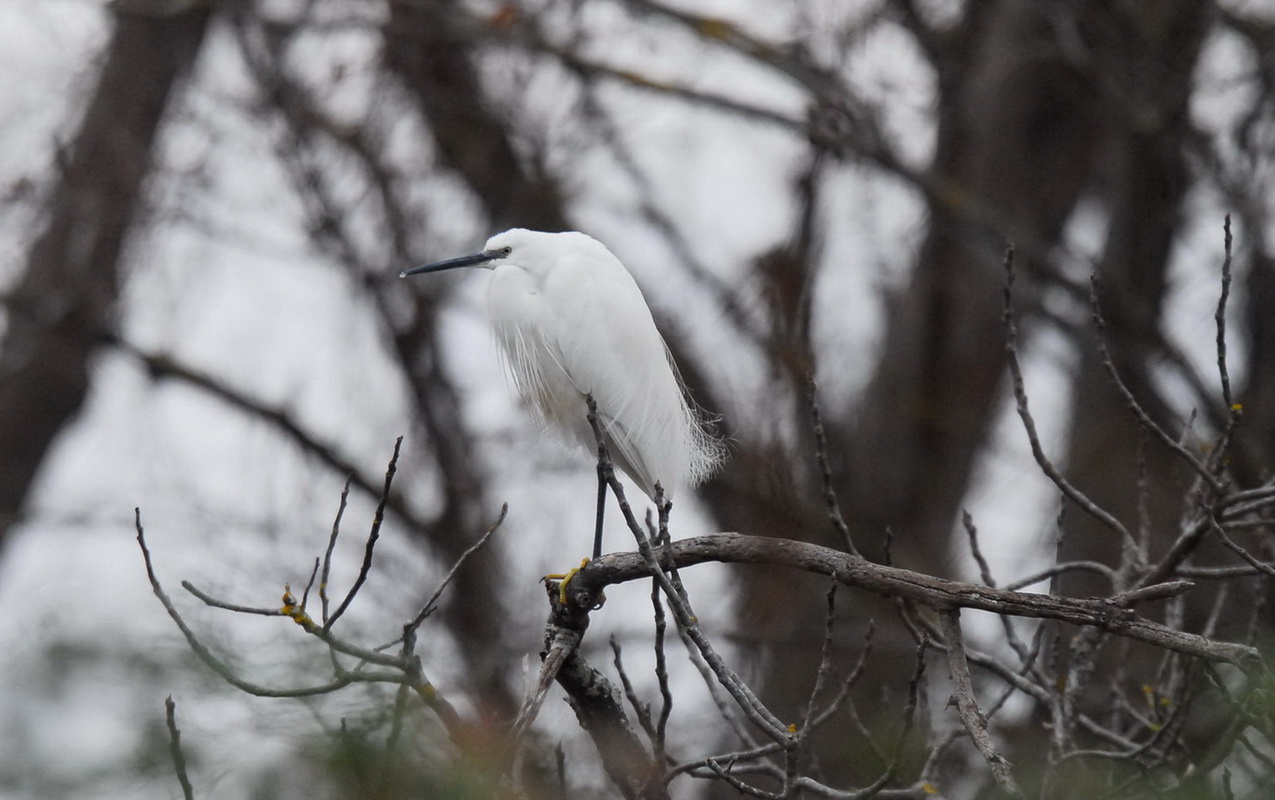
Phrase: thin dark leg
[{"left": 593, "top": 464, "right": 606, "bottom": 560}]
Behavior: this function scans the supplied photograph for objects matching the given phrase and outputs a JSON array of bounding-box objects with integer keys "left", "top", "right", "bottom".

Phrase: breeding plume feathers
[{"left": 484, "top": 229, "right": 723, "bottom": 499}]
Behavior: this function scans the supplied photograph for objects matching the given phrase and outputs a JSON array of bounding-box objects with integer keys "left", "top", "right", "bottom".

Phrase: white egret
[{"left": 401, "top": 228, "right": 722, "bottom": 560}]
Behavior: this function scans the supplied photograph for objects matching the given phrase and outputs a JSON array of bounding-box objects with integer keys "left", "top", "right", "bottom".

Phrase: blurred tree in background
[{"left": 1, "top": 1, "right": 1273, "bottom": 798}]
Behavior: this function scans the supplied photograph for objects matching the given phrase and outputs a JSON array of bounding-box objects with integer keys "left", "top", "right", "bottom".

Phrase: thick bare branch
[{"left": 571, "top": 534, "right": 1259, "bottom": 667}]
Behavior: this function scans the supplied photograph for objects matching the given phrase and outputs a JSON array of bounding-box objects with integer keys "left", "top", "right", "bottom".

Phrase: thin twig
[
  {"left": 887, "top": 641, "right": 929, "bottom": 780},
  {"left": 809, "top": 382, "right": 859, "bottom": 555},
  {"left": 1214, "top": 214, "right": 1236, "bottom": 429},
  {"left": 165, "top": 696, "right": 196, "bottom": 800},
  {"left": 180, "top": 582, "right": 283, "bottom": 616},
  {"left": 651, "top": 573, "right": 674, "bottom": 758},
  {"left": 800, "top": 575, "right": 842, "bottom": 736},
  {"left": 1178, "top": 564, "right": 1265, "bottom": 579},
  {"left": 1139, "top": 515, "right": 1214, "bottom": 589},
  {"left": 1089, "top": 275, "right": 1223, "bottom": 496},
  {"left": 403, "top": 503, "right": 508, "bottom": 637},
  {"left": 673, "top": 618, "right": 760, "bottom": 748},
  {"left": 1211, "top": 518, "right": 1275, "bottom": 578},
  {"left": 320, "top": 478, "right": 352, "bottom": 622},
  {"left": 1002, "top": 247, "right": 1136, "bottom": 549},
  {"left": 1001, "top": 560, "right": 1117, "bottom": 592},
  {"left": 984, "top": 624, "right": 1047, "bottom": 721},
  {"left": 299, "top": 558, "right": 320, "bottom": 615},
  {"left": 137, "top": 509, "right": 404, "bottom": 696},
  {"left": 807, "top": 619, "right": 875, "bottom": 736},
  {"left": 963, "top": 511, "right": 1034, "bottom": 665},
  {"left": 670, "top": 743, "right": 783, "bottom": 780},
  {"left": 962, "top": 510, "right": 997, "bottom": 588},
  {"left": 328, "top": 436, "right": 402, "bottom": 630},
  {"left": 701, "top": 758, "right": 783, "bottom": 799},
  {"left": 611, "top": 636, "right": 659, "bottom": 743},
  {"left": 1109, "top": 580, "right": 1195, "bottom": 606},
  {"left": 1134, "top": 431, "right": 1152, "bottom": 575}
]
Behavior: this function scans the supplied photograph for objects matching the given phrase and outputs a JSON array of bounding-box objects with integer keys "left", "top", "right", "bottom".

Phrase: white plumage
[{"left": 403, "top": 228, "right": 721, "bottom": 503}]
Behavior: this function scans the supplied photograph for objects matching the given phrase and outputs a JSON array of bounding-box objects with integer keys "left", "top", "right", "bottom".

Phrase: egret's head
[{"left": 401, "top": 229, "right": 607, "bottom": 279}]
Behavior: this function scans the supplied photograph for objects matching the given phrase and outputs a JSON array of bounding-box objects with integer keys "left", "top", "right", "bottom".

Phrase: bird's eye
[{"left": 500, "top": 246, "right": 512, "bottom": 256}]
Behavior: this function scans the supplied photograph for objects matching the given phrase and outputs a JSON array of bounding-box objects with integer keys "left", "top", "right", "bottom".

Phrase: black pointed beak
[{"left": 400, "top": 250, "right": 499, "bottom": 278}]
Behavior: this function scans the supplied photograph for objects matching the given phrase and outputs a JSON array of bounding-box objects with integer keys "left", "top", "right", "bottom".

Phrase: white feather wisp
[{"left": 485, "top": 229, "right": 722, "bottom": 499}]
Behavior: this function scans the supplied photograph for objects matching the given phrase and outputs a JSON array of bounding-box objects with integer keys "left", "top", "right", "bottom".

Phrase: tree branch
[
  {"left": 570, "top": 533, "right": 1259, "bottom": 668},
  {"left": 939, "top": 610, "right": 1023, "bottom": 798}
]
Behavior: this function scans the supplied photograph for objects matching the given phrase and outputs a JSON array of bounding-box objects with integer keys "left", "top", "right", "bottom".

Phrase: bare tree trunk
[{"left": 0, "top": 2, "right": 212, "bottom": 541}]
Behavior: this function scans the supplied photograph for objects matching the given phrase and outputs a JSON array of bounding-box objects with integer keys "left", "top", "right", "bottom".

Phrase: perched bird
[{"left": 401, "top": 228, "right": 721, "bottom": 559}]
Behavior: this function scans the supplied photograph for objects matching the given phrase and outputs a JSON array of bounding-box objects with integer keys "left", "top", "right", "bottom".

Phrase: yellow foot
[
  {"left": 544, "top": 558, "right": 591, "bottom": 605},
  {"left": 543, "top": 561, "right": 606, "bottom": 609}
]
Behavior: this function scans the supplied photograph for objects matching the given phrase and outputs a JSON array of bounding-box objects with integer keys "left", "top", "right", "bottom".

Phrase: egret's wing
[
  {"left": 542, "top": 251, "right": 703, "bottom": 498},
  {"left": 490, "top": 267, "right": 659, "bottom": 493}
]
